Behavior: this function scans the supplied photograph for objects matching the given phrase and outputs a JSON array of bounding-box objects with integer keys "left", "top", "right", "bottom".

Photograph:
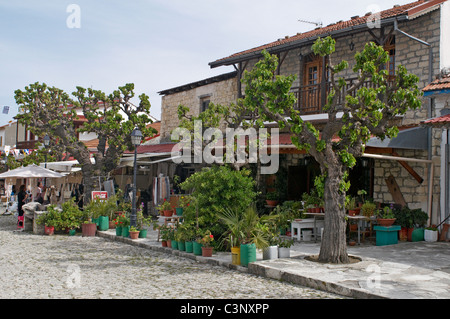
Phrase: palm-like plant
[{"left": 218, "top": 204, "right": 276, "bottom": 250}]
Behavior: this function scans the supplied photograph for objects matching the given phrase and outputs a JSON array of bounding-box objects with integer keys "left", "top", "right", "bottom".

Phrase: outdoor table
[
  {"left": 347, "top": 215, "right": 370, "bottom": 244},
  {"left": 292, "top": 212, "right": 324, "bottom": 242}
]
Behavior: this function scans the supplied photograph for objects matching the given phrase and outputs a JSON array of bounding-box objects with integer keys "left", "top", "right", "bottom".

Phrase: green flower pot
[
  {"left": 122, "top": 226, "right": 130, "bottom": 238},
  {"left": 175, "top": 207, "right": 183, "bottom": 216},
  {"left": 178, "top": 241, "right": 185, "bottom": 251},
  {"left": 240, "top": 243, "right": 256, "bottom": 267},
  {"left": 172, "top": 240, "right": 178, "bottom": 250},
  {"left": 139, "top": 229, "right": 148, "bottom": 238},
  {"left": 115, "top": 226, "right": 123, "bottom": 236},
  {"left": 185, "top": 241, "right": 193, "bottom": 253},
  {"left": 98, "top": 216, "right": 109, "bottom": 231},
  {"left": 69, "top": 229, "right": 76, "bottom": 236},
  {"left": 193, "top": 241, "right": 203, "bottom": 256}
]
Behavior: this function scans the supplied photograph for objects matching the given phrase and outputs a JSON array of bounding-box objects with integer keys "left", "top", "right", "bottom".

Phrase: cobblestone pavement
[{"left": 0, "top": 215, "right": 343, "bottom": 299}]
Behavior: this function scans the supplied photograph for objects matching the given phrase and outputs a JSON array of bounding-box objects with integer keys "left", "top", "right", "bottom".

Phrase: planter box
[
  {"left": 278, "top": 247, "right": 290, "bottom": 258},
  {"left": 263, "top": 245, "right": 278, "bottom": 260},
  {"left": 82, "top": 223, "right": 97, "bottom": 237},
  {"left": 374, "top": 225, "right": 401, "bottom": 246},
  {"left": 424, "top": 229, "right": 438, "bottom": 242}
]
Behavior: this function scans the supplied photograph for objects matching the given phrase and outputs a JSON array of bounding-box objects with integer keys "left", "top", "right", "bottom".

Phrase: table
[
  {"left": 347, "top": 215, "right": 371, "bottom": 244},
  {"left": 290, "top": 217, "right": 324, "bottom": 241},
  {"left": 303, "top": 212, "right": 375, "bottom": 244}
]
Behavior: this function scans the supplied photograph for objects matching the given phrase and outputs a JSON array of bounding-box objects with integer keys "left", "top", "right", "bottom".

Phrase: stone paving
[{"left": 0, "top": 215, "right": 344, "bottom": 299}]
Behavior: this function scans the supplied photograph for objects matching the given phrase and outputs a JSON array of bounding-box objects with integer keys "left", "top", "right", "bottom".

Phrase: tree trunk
[{"left": 318, "top": 164, "right": 350, "bottom": 264}]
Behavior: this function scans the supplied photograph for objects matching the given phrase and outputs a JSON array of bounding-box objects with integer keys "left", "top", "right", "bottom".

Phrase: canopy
[
  {"left": 365, "top": 127, "right": 429, "bottom": 150},
  {"left": 0, "top": 164, "right": 64, "bottom": 179}
]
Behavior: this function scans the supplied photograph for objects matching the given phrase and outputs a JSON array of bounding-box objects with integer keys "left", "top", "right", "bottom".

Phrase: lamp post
[
  {"left": 130, "top": 127, "right": 143, "bottom": 228},
  {"left": 43, "top": 134, "right": 50, "bottom": 187}
]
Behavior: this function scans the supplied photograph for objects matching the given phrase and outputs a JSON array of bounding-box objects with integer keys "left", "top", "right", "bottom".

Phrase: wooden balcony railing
[{"left": 292, "top": 77, "right": 395, "bottom": 115}]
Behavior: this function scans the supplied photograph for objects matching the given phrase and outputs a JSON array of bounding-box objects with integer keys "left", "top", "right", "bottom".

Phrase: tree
[
  {"left": 176, "top": 36, "right": 422, "bottom": 264},
  {"left": 241, "top": 37, "right": 422, "bottom": 263},
  {"left": 14, "top": 82, "right": 156, "bottom": 204}
]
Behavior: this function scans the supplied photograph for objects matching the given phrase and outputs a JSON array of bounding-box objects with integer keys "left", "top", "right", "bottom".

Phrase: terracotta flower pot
[
  {"left": 377, "top": 218, "right": 396, "bottom": 227},
  {"left": 129, "top": 231, "right": 140, "bottom": 240},
  {"left": 265, "top": 200, "right": 278, "bottom": 207},
  {"left": 163, "top": 210, "right": 173, "bottom": 217},
  {"left": 161, "top": 240, "right": 168, "bottom": 247},
  {"left": 82, "top": 223, "right": 97, "bottom": 237},
  {"left": 201, "top": 246, "right": 213, "bottom": 257}
]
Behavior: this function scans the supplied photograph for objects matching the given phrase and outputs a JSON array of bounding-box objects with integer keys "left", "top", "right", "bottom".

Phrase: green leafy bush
[{"left": 180, "top": 165, "right": 258, "bottom": 240}]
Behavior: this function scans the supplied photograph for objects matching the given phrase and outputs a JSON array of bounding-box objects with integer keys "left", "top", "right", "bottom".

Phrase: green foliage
[
  {"left": 59, "top": 198, "right": 84, "bottom": 230},
  {"left": 378, "top": 206, "right": 395, "bottom": 219},
  {"left": 217, "top": 204, "right": 275, "bottom": 250},
  {"left": 180, "top": 165, "right": 258, "bottom": 237},
  {"left": 37, "top": 205, "right": 61, "bottom": 228},
  {"left": 361, "top": 201, "right": 377, "bottom": 217},
  {"left": 14, "top": 82, "right": 157, "bottom": 203}
]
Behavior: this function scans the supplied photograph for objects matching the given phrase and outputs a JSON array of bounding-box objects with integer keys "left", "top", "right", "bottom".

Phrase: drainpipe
[{"left": 394, "top": 19, "right": 434, "bottom": 224}]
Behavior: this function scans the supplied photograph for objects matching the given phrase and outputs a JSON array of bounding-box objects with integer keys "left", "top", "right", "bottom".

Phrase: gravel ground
[{"left": 0, "top": 214, "right": 343, "bottom": 299}]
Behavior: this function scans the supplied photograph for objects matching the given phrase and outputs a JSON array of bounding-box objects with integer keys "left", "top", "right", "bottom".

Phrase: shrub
[{"left": 180, "top": 165, "right": 258, "bottom": 240}]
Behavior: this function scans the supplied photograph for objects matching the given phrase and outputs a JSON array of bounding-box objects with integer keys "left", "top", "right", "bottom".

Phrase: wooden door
[{"left": 302, "top": 56, "right": 323, "bottom": 113}]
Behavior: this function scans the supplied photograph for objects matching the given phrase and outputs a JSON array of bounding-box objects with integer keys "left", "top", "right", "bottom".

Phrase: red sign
[{"left": 91, "top": 191, "right": 108, "bottom": 201}]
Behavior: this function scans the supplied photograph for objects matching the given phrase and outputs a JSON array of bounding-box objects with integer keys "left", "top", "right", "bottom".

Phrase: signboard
[{"left": 91, "top": 191, "right": 108, "bottom": 201}]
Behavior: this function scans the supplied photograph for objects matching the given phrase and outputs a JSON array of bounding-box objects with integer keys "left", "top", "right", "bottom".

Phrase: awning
[{"left": 365, "top": 126, "right": 429, "bottom": 150}]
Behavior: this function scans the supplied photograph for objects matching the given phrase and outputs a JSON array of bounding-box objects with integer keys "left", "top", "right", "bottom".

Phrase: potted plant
[
  {"left": 129, "top": 226, "right": 140, "bottom": 239},
  {"left": 377, "top": 205, "right": 396, "bottom": 227},
  {"left": 200, "top": 230, "right": 214, "bottom": 257},
  {"left": 193, "top": 228, "right": 204, "bottom": 256},
  {"left": 37, "top": 205, "right": 61, "bottom": 236},
  {"left": 265, "top": 191, "right": 279, "bottom": 207},
  {"left": 361, "top": 201, "right": 377, "bottom": 218},
  {"left": 158, "top": 198, "right": 173, "bottom": 217},
  {"left": 277, "top": 237, "right": 294, "bottom": 258},
  {"left": 424, "top": 226, "right": 438, "bottom": 242},
  {"left": 346, "top": 196, "right": 360, "bottom": 216},
  {"left": 262, "top": 226, "right": 279, "bottom": 260},
  {"left": 176, "top": 195, "right": 191, "bottom": 216},
  {"left": 59, "top": 198, "right": 83, "bottom": 235},
  {"left": 410, "top": 209, "right": 429, "bottom": 242},
  {"left": 81, "top": 220, "right": 97, "bottom": 237},
  {"left": 394, "top": 206, "right": 413, "bottom": 241}
]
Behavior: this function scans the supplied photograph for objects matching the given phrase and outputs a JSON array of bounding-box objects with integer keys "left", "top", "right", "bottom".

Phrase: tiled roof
[
  {"left": 422, "top": 114, "right": 450, "bottom": 126},
  {"left": 423, "top": 74, "right": 450, "bottom": 92},
  {"left": 210, "top": 0, "right": 445, "bottom": 67}
]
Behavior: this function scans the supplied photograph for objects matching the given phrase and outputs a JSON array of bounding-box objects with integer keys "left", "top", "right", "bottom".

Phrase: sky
[{"left": 0, "top": 0, "right": 416, "bottom": 127}]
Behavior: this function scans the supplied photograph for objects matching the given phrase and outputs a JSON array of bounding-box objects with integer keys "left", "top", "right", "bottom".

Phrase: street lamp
[
  {"left": 43, "top": 134, "right": 50, "bottom": 187},
  {"left": 130, "top": 127, "right": 143, "bottom": 228}
]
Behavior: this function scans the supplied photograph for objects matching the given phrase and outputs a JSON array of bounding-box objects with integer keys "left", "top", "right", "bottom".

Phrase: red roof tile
[
  {"left": 210, "top": 0, "right": 442, "bottom": 67},
  {"left": 423, "top": 74, "right": 450, "bottom": 91},
  {"left": 422, "top": 114, "right": 450, "bottom": 125}
]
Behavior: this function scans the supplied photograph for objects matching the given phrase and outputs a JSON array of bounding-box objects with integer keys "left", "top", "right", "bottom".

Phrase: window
[
  {"left": 384, "top": 36, "right": 395, "bottom": 80},
  {"left": 200, "top": 96, "right": 211, "bottom": 113}
]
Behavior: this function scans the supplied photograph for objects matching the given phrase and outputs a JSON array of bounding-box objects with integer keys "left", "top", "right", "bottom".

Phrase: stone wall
[{"left": 160, "top": 76, "right": 238, "bottom": 141}]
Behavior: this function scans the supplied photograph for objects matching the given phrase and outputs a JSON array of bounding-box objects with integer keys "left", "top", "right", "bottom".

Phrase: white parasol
[{"left": 0, "top": 164, "right": 64, "bottom": 179}]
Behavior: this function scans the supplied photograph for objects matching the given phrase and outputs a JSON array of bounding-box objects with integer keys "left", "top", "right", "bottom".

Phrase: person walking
[
  {"left": 17, "top": 185, "right": 28, "bottom": 229},
  {"left": 35, "top": 182, "right": 44, "bottom": 204}
]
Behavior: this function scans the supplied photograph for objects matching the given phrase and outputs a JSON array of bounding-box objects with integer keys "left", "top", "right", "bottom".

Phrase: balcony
[
  {"left": 291, "top": 77, "right": 395, "bottom": 115},
  {"left": 16, "top": 140, "right": 38, "bottom": 150}
]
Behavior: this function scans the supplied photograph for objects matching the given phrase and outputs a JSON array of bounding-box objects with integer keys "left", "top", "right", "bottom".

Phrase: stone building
[{"left": 157, "top": 0, "right": 450, "bottom": 225}]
